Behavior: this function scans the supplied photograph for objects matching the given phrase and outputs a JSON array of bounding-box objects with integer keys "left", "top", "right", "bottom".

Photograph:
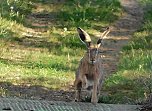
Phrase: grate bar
[{"left": 0, "top": 98, "right": 140, "bottom": 111}]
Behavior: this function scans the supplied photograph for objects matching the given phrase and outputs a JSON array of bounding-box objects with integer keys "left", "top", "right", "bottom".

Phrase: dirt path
[
  {"left": 0, "top": 0, "right": 144, "bottom": 102},
  {"left": 101, "top": 0, "right": 143, "bottom": 77}
]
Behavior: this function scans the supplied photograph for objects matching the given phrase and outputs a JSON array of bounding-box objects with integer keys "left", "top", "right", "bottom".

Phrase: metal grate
[{"left": 0, "top": 98, "right": 140, "bottom": 111}]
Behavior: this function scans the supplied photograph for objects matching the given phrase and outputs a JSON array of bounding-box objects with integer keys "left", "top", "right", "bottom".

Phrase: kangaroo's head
[{"left": 77, "top": 27, "right": 110, "bottom": 65}]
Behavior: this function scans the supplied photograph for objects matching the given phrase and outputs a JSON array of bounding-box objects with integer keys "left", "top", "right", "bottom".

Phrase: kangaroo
[{"left": 74, "top": 27, "right": 110, "bottom": 104}]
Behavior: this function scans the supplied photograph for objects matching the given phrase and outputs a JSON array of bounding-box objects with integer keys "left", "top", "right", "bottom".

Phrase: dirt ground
[{"left": 0, "top": 0, "right": 144, "bottom": 102}]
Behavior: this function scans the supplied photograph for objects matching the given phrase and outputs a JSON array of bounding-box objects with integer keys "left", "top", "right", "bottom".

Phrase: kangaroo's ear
[
  {"left": 77, "top": 27, "right": 92, "bottom": 47},
  {"left": 97, "top": 27, "right": 110, "bottom": 48}
]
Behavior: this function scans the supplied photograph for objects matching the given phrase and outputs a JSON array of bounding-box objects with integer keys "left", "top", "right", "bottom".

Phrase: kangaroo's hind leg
[
  {"left": 91, "top": 80, "right": 98, "bottom": 104},
  {"left": 74, "top": 80, "right": 82, "bottom": 102}
]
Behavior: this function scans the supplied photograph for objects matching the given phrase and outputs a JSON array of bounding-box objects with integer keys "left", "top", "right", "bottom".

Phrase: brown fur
[
  {"left": 74, "top": 27, "right": 110, "bottom": 104},
  {"left": 74, "top": 46, "right": 103, "bottom": 104}
]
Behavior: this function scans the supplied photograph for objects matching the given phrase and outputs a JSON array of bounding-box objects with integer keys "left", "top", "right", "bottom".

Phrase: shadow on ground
[{"left": 0, "top": 82, "right": 74, "bottom": 102}]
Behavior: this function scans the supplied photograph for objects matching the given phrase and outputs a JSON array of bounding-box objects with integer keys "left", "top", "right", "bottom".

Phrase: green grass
[
  {"left": 57, "top": 0, "right": 122, "bottom": 29},
  {"left": 0, "top": 43, "right": 77, "bottom": 89},
  {"left": 0, "top": 17, "right": 27, "bottom": 38},
  {"left": 0, "top": 0, "right": 33, "bottom": 38},
  {"left": 0, "top": 0, "right": 33, "bottom": 23},
  {"left": 102, "top": 0, "right": 152, "bottom": 104}
]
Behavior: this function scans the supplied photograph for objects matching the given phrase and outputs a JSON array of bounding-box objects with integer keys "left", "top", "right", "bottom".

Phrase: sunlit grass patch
[
  {"left": 0, "top": 26, "right": 85, "bottom": 90},
  {"left": 0, "top": 47, "right": 76, "bottom": 89},
  {"left": 0, "top": 17, "right": 28, "bottom": 38},
  {"left": 0, "top": 61, "right": 74, "bottom": 89},
  {"left": 119, "top": 50, "right": 152, "bottom": 71}
]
